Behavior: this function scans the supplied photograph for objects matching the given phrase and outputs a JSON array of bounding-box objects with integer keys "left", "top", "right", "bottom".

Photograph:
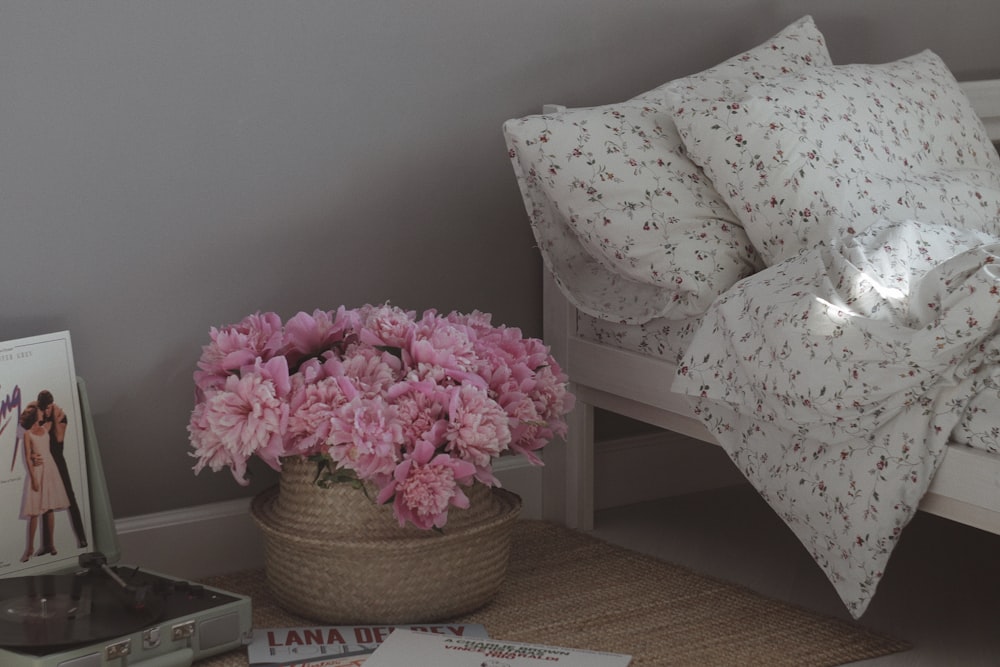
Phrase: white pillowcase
[
  {"left": 503, "top": 16, "right": 831, "bottom": 323},
  {"left": 669, "top": 49, "right": 1000, "bottom": 265}
]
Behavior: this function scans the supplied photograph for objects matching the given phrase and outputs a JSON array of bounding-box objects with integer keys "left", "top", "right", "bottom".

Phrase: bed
[{"left": 503, "top": 16, "right": 1000, "bottom": 618}]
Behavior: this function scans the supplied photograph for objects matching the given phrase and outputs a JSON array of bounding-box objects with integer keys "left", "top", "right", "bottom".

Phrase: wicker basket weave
[{"left": 251, "top": 456, "right": 522, "bottom": 624}]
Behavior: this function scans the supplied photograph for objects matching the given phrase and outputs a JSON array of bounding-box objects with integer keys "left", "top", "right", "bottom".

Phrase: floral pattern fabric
[
  {"left": 668, "top": 50, "right": 1000, "bottom": 266},
  {"left": 672, "top": 219, "right": 1000, "bottom": 617},
  {"left": 512, "top": 13, "right": 1000, "bottom": 620},
  {"left": 576, "top": 310, "right": 703, "bottom": 366},
  {"left": 503, "top": 16, "right": 831, "bottom": 324}
]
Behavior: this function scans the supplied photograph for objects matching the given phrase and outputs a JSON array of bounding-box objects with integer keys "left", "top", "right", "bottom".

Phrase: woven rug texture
[{"left": 198, "top": 520, "right": 909, "bottom": 666}]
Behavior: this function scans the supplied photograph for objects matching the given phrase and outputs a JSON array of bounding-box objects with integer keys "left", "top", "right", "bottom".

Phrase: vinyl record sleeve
[{"left": 0, "top": 332, "right": 95, "bottom": 578}]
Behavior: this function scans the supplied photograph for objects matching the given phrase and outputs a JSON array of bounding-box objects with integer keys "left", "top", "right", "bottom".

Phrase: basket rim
[{"left": 251, "top": 484, "right": 521, "bottom": 549}]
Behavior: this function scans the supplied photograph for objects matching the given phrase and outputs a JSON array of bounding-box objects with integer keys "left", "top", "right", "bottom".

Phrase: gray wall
[{"left": 2, "top": 1, "right": 998, "bottom": 519}]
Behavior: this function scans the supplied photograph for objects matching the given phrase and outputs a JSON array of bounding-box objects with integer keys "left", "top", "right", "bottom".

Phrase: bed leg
[
  {"left": 542, "top": 390, "right": 595, "bottom": 529},
  {"left": 541, "top": 269, "right": 596, "bottom": 529},
  {"left": 566, "top": 399, "right": 595, "bottom": 530}
]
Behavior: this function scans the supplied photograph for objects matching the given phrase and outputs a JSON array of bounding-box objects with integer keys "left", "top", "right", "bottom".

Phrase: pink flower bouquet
[{"left": 188, "top": 304, "right": 574, "bottom": 530}]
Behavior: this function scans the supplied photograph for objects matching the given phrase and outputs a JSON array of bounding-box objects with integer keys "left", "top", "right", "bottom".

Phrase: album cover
[
  {"left": 364, "top": 630, "right": 633, "bottom": 666},
  {"left": 0, "top": 331, "right": 92, "bottom": 577},
  {"left": 248, "top": 624, "right": 489, "bottom": 666}
]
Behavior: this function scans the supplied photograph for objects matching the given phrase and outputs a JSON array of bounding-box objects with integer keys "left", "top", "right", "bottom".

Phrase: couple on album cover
[{"left": 17, "top": 389, "right": 87, "bottom": 563}]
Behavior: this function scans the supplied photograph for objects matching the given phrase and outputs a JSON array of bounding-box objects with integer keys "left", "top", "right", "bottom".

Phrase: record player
[{"left": 0, "top": 379, "right": 252, "bottom": 667}]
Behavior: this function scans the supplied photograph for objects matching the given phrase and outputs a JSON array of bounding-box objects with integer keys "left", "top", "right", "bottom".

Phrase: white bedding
[
  {"left": 502, "top": 16, "right": 827, "bottom": 324},
  {"left": 672, "top": 219, "right": 1000, "bottom": 617},
  {"left": 576, "top": 312, "right": 702, "bottom": 366},
  {"left": 507, "top": 14, "right": 1000, "bottom": 619}
]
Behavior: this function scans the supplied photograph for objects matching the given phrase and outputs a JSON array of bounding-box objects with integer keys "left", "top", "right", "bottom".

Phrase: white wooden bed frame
[{"left": 541, "top": 79, "right": 1000, "bottom": 533}]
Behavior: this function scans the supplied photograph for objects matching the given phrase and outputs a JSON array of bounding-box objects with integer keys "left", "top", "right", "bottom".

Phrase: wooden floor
[{"left": 591, "top": 484, "right": 1000, "bottom": 666}]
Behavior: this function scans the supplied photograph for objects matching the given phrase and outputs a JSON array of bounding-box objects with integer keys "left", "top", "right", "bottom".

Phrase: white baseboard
[
  {"left": 115, "top": 434, "right": 741, "bottom": 580},
  {"left": 115, "top": 497, "right": 263, "bottom": 581}
]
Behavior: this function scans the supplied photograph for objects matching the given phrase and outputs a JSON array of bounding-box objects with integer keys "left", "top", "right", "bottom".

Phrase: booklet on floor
[
  {"left": 247, "top": 623, "right": 489, "bottom": 666},
  {"left": 363, "top": 629, "right": 633, "bottom": 666}
]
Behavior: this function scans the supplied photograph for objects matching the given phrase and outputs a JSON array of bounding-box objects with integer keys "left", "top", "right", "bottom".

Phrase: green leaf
[
  {"left": 375, "top": 345, "right": 404, "bottom": 360},
  {"left": 308, "top": 453, "right": 364, "bottom": 490}
]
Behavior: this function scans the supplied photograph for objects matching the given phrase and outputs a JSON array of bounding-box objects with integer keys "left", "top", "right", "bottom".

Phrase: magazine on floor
[
  {"left": 363, "top": 629, "right": 633, "bottom": 666},
  {"left": 0, "top": 331, "right": 92, "bottom": 577},
  {"left": 248, "top": 623, "right": 489, "bottom": 666}
]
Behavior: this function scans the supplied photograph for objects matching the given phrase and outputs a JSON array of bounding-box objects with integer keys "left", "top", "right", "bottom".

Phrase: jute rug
[{"left": 198, "top": 520, "right": 909, "bottom": 666}]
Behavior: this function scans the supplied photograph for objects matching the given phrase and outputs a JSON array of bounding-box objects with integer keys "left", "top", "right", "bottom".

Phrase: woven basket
[{"left": 251, "top": 456, "right": 522, "bottom": 624}]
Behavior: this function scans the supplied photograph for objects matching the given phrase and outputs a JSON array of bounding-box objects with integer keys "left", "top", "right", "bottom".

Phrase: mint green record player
[{"left": 0, "top": 379, "right": 252, "bottom": 667}]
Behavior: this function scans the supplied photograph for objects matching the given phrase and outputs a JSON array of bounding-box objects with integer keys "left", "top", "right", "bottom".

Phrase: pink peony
[
  {"left": 328, "top": 396, "right": 405, "bottom": 481},
  {"left": 378, "top": 440, "right": 476, "bottom": 529},
  {"left": 446, "top": 310, "right": 493, "bottom": 329},
  {"left": 498, "top": 391, "right": 547, "bottom": 464},
  {"left": 387, "top": 380, "right": 448, "bottom": 452},
  {"left": 286, "top": 375, "right": 351, "bottom": 455},
  {"left": 281, "top": 308, "right": 350, "bottom": 365},
  {"left": 530, "top": 361, "right": 575, "bottom": 427},
  {"left": 358, "top": 304, "right": 417, "bottom": 348},
  {"left": 408, "top": 313, "right": 478, "bottom": 376},
  {"left": 194, "top": 311, "right": 283, "bottom": 393},
  {"left": 443, "top": 384, "right": 510, "bottom": 474},
  {"left": 188, "top": 358, "right": 291, "bottom": 483},
  {"left": 338, "top": 344, "right": 402, "bottom": 396},
  {"left": 188, "top": 402, "right": 235, "bottom": 477},
  {"left": 188, "top": 303, "right": 574, "bottom": 529}
]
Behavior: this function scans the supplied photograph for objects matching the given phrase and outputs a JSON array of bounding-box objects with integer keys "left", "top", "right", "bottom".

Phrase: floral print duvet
[{"left": 672, "top": 218, "right": 1000, "bottom": 617}]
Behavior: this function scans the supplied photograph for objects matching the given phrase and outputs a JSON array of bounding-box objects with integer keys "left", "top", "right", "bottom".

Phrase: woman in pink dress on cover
[{"left": 19, "top": 404, "right": 70, "bottom": 562}]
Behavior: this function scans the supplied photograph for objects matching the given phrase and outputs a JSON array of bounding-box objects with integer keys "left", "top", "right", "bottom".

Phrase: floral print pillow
[
  {"left": 503, "top": 16, "right": 831, "bottom": 323},
  {"left": 669, "top": 50, "right": 1000, "bottom": 266}
]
